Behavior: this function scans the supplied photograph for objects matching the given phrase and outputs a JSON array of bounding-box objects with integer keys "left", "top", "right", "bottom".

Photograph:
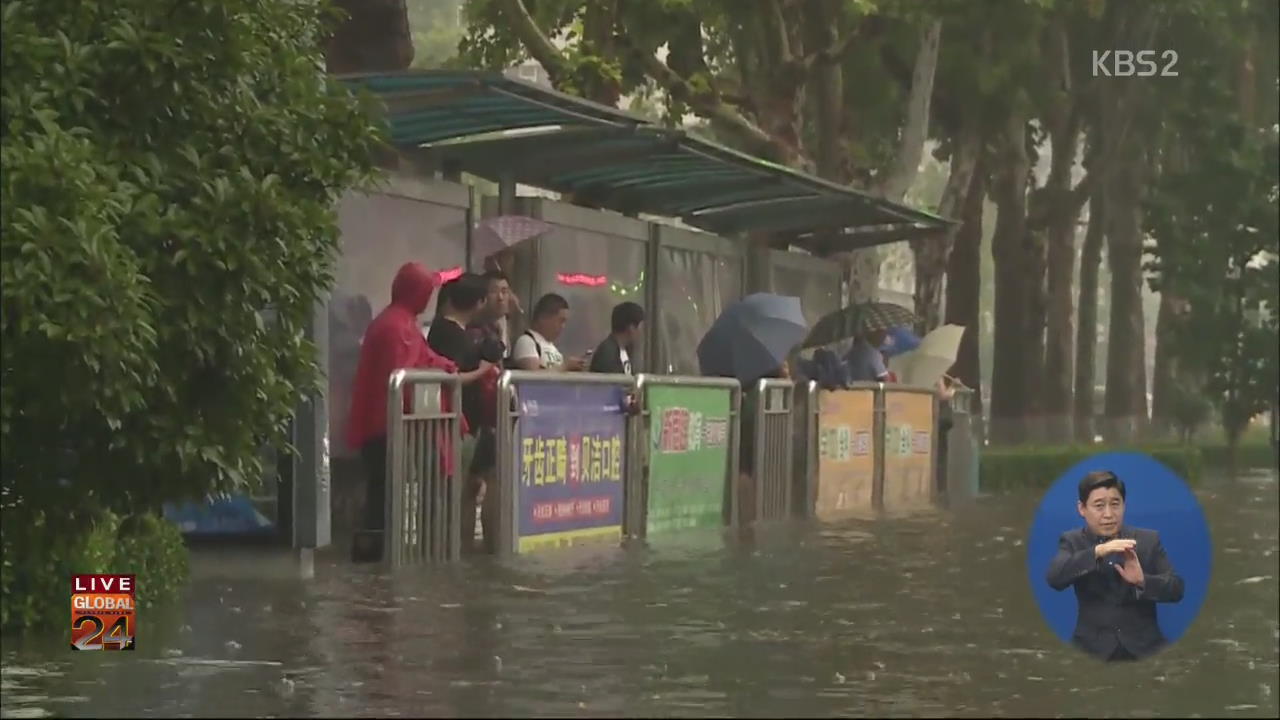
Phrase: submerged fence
[
  {"left": 381, "top": 369, "right": 968, "bottom": 565},
  {"left": 384, "top": 370, "right": 464, "bottom": 568}
]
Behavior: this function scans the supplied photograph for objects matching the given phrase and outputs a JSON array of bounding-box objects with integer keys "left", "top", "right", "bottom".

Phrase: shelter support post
[{"left": 293, "top": 297, "right": 332, "bottom": 551}]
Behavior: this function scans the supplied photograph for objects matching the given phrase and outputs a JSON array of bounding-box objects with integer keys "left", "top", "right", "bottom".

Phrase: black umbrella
[{"left": 802, "top": 302, "right": 916, "bottom": 349}]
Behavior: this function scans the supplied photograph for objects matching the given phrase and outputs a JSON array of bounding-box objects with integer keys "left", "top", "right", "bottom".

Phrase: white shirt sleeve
[{"left": 511, "top": 334, "right": 540, "bottom": 363}]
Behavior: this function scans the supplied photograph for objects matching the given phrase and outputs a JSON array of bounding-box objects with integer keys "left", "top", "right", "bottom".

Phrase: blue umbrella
[
  {"left": 880, "top": 326, "right": 921, "bottom": 357},
  {"left": 697, "top": 293, "right": 808, "bottom": 385}
]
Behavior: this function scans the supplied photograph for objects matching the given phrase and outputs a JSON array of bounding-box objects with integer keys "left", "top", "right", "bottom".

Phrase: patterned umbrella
[
  {"left": 802, "top": 302, "right": 916, "bottom": 349},
  {"left": 472, "top": 215, "right": 553, "bottom": 260}
]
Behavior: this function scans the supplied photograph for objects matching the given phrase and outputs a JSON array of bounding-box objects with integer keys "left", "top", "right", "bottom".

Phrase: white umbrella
[{"left": 889, "top": 324, "right": 965, "bottom": 387}]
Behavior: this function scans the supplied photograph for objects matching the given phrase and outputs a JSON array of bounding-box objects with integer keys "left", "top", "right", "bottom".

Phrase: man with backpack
[{"left": 509, "top": 293, "right": 587, "bottom": 372}]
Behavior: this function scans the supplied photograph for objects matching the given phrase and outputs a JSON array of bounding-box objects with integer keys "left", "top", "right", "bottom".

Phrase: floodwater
[{"left": 3, "top": 469, "right": 1277, "bottom": 718}]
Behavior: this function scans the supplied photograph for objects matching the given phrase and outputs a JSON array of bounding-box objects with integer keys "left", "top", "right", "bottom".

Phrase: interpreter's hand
[
  {"left": 1094, "top": 538, "right": 1137, "bottom": 559},
  {"left": 565, "top": 356, "right": 587, "bottom": 372},
  {"left": 1115, "top": 548, "right": 1145, "bottom": 586}
]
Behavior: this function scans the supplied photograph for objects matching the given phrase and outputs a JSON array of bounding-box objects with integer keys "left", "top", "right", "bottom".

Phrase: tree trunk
[
  {"left": 1042, "top": 204, "right": 1078, "bottom": 443},
  {"left": 945, "top": 163, "right": 987, "bottom": 441},
  {"left": 325, "top": 0, "right": 414, "bottom": 74},
  {"left": 912, "top": 127, "right": 982, "bottom": 334},
  {"left": 1102, "top": 152, "right": 1149, "bottom": 443},
  {"left": 844, "top": 18, "right": 942, "bottom": 308},
  {"left": 1021, "top": 223, "right": 1049, "bottom": 442},
  {"left": 1074, "top": 191, "right": 1106, "bottom": 443},
  {"left": 988, "top": 113, "right": 1031, "bottom": 445},
  {"left": 1149, "top": 292, "right": 1183, "bottom": 438}
]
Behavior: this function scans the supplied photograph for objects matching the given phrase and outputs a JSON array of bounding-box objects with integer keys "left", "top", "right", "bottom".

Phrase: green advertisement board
[{"left": 645, "top": 385, "right": 732, "bottom": 534}]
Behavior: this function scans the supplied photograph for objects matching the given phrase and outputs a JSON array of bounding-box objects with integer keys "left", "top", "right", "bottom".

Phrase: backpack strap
[{"left": 522, "top": 330, "right": 543, "bottom": 360}]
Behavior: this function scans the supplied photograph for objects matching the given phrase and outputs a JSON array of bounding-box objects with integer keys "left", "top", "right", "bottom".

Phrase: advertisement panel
[
  {"left": 815, "top": 388, "right": 877, "bottom": 517},
  {"left": 645, "top": 386, "right": 731, "bottom": 535},
  {"left": 882, "top": 389, "right": 935, "bottom": 510},
  {"left": 514, "top": 382, "right": 627, "bottom": 553}
]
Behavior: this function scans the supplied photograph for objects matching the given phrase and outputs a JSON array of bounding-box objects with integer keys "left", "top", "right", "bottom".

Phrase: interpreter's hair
[
  {"left": 1078, "top": 470, "right": 1126, "bottom": 504},
  {"left": 532, "top": 293, "right": 569, "bottom": 320},
  {"left": 483, "top": 269, "right": 509, "bottom": 286},
  {"left": 445, "top": 273, "right": 488, "bottom": 312},
  {"left": 611, "top": 302, "right": 645, "bottom": 333}
]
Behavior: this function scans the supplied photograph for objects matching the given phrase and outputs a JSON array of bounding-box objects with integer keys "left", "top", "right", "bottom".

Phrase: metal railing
[
  {"left": 494, "top": 370, "right": 637, "bottom": 557},
  {"left": 385, "top": 370, "right": 463, "bottom": 568},
  {"left": 630, "top": 375, "right": 743, "bottom": 539},
  {"left": 943, "top": 387, "right": 979, "bottom": 503},
  {"left": 749, "top": 378, "right": 796, "bottom": 522}
]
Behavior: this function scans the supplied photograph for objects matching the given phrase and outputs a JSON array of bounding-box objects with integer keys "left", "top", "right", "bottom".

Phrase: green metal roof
[{"left": 340, "top": 70, "right": 951, "bottom": 248}]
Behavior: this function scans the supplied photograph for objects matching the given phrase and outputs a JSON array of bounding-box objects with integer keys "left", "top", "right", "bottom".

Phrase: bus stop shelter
[{"left": 287, "top": 70, "right": 952, "bottom": 550}]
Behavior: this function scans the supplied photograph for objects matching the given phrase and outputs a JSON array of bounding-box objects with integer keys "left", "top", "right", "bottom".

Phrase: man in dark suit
[
  {"left": 1046, "top": 470, "right": 1186, "bottom": 662},
  {"left": 589, "top": 302, "right": 645, "bottom": 375}
]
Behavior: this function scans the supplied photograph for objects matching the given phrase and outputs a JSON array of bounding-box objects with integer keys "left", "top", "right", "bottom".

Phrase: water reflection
[{"left": 3, "top": 470, "right": 1277, "bottom": 718}]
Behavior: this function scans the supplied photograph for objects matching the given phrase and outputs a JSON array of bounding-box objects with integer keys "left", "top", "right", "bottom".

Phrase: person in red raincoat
[{"left": 346, "top": 262, "right": 463, "bottom": 534}]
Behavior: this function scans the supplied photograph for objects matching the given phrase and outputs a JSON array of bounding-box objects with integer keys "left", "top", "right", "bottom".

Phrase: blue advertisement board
[{"left": 514, "top": 382, "right": 627, "bottom": 553}]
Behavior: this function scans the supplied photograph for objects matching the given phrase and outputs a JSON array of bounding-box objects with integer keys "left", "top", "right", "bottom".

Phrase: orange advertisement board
[
  {"left": 882, "top": 389, "right": 935, "bottom": 510},
  {"left": 814, "top": 389, "right": 876, "bottom": 518}
]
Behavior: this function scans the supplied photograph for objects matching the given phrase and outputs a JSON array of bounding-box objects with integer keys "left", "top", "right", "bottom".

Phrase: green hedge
[
  {"left": 0, "top": 509, "right": 189, "bottom": 632},
  {"left": 1198, "top": 442, "right": 1277, "bottom": 471},
  {"left": 979, "top": 445, "right": 1205, "bottom": 495}
]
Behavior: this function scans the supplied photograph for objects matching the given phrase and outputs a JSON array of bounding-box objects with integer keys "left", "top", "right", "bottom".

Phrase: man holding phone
[
  {"left": 510, "top": 293, "right": 588, "bottom": 372},
  {"left": 1046, "top": 471, "right": 1186, "bottom": 662}
]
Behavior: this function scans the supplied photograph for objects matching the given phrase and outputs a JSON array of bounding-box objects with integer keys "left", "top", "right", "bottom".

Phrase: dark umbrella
[
  {"left": 697, "top": 293, "right": 808, "bottom": 385},
  {"left": 801, "top": 302, "right": 916, "bottom": 349}
]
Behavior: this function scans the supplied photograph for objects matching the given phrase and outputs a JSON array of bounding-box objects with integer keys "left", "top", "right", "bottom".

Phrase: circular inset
[{"left": 1026, "top": 451, "right": 1212, "bottom": 662}]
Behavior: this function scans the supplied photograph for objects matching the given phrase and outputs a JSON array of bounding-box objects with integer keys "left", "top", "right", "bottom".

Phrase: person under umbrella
[
  {"left": 801, "top": 302, "right": 916, "bottom": 383},
  {"left": 697, "top": 293, "right": 808, "bottom": 523}
]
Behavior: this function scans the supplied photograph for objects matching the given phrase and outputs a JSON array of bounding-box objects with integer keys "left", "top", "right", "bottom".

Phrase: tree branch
[
  {"left": 1032, "top": 7, "right": 1161, "bottom": 228},
  {"left": 498, "top": 0, "right": 570, "bottom": 86},
  {"left": 876, "top": 19, "right": 942, "bottom": 201},
  {"left": 623, "top": 37, "right": 782, "bottom": 158},
  {"left": 767, "top": 0, "right": 798, "bottom": 67}
]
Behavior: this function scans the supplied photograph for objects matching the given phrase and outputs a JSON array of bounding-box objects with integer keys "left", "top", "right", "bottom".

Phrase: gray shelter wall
[
  {"left": 485, "top": 198, "right": 650, "bottom": 366},
  {"left": 653, "top": 224, "right": 744, "bottom": 375},
  {"left": 768, "top": 249, "right": 842, "bottom": 326},
  {"left": 329, "top": 175, "right": 469, "bottom": 456}
]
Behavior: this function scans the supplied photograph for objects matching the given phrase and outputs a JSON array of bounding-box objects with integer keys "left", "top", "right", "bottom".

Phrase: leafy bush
[
  {"left": 114, "top": 513, "right": 190, "bottom": 610},
  {"left": 1, "top": 1, "right": 380, "bottom": 521},
  {"left": 1, "top": 509, "right": 189, "bottom": 631},
  {"left": 979, "top": 445, "right": 1204, "bottom": 495}
]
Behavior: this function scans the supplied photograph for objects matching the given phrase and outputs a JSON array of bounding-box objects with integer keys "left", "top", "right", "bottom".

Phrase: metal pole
[
  {"left": 293, "top": 297, "right": 332, "bottom": 551},
  {"left": 498, "top": 170, "right": 517, "bottom": 214}
]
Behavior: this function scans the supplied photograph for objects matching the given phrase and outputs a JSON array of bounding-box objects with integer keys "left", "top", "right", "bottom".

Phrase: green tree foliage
[
  {"left": 409, "top": 0, "right": 466, "bottom": 69},
  {"left": 1, "top": 0, "right": 381, "bottom": 534},
  {"left": 1146, "top": 125, "right": 1279, "bottom": 461}
]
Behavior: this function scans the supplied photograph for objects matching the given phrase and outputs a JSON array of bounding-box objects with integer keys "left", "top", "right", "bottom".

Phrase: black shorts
[{"left": 470, "top": 427, "right": 496, "bottom": 476}]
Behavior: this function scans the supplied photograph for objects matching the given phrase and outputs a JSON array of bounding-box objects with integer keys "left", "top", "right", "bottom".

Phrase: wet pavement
[{"left": 2, "top": 469, "right": 1277, "bottom": 718}]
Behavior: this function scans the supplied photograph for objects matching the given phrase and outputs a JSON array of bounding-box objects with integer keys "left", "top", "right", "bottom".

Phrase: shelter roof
[{"left": 340, "top": 70, "right": 952, "bottom": 249}]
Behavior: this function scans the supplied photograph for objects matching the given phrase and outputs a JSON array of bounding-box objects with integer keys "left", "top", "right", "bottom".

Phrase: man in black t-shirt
[{"left": 427, "top": 273, "right": 499, "bottom": 551}]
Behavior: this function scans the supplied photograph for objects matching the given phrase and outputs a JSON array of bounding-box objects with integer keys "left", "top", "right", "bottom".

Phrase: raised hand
[
  {"left": 1094, "top": 538, "right": 1137, "bottom": 559},
  {"left": 1115, "top": 547, "right": 1145, "bottom": 587}
]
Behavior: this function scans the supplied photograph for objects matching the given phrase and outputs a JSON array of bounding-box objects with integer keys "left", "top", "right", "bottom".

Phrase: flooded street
[{"left": 3, "top": 469, "right": 1277, "bottom": 718}]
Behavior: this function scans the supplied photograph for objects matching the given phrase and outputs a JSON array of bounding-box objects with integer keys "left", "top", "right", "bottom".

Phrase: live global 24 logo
[{"left": 70, "top": 574, "right": 136, "bottom": 651}]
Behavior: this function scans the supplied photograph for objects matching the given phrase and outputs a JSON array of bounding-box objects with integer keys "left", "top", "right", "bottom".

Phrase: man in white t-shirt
[{"left": 510, "top": 293, "right": 587, "bottom": 372}]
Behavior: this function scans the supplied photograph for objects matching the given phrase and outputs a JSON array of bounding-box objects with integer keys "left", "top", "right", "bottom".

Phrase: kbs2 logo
[
  {"left": 70, "top": 574, "right": 136, "bottom": 651},
  {"left": 1091, "top": 50, "right": 1179, "bottom": 77}
]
